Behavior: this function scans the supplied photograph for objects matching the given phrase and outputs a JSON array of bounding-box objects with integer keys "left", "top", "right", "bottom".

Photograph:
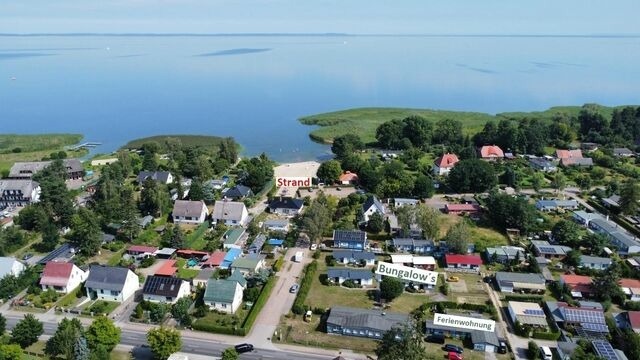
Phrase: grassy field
[
  {"left": 0, "top": 133, "right": 87, "bottom": 174},
  {"left": 121, "top": 134, "right": 235, "bottom": 153},
  {"left": 298, "top": 104, "right": 618, "bottom": 144}
]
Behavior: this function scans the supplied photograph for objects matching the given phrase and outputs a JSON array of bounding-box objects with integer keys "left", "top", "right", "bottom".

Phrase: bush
[
  {"left": 272, "top": 256, "right": 284, "bottom": 272},
  {"left": 532, "top": 331, "right": 561, "bottom": 340},
  {"left": 191, "top": 322, "right": 245, "bottom": 336},
  {"left": 291, "top": 261, "right": 317, "bottom": 315},
  {"left": 527, "top": 341, "right": 541, "bottom": 360},
  {"left": 312, "top": 249, "right": 321, "bottom": 259},
  {"left": 319, "top": 274, "right": 330, "bottom": 286},
  {"left": 312, "top": 307, "right": 325, "bottom": 315},
  {"left": 325, "top": 256, "right": 336, "bottom": 266},
  {"left": 341, "top": 280, "right": 359, "bottom": 288},
  {"left": 504, "top": 294, "right": 544, "bottom": 302},
  {"left": 139, "top": 257, "right": 155, "bottom": 268}
]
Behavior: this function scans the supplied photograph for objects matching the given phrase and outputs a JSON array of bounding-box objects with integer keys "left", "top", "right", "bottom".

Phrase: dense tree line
[{"left": 237, "top": 153, "right": 275, "bottom": 193}]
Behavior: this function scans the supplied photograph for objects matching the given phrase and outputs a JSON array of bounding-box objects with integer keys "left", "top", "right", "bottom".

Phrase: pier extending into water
[{"left": 67, "top": 142, "right": 102, "bottom": 151}]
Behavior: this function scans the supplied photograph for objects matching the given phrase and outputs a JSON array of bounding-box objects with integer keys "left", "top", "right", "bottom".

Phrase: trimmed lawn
[
  {"left": 184, "top": 221, "right": 210, "bottom": 250},
  {"left": 305, "top": 254, "right": 372, "bottom": 310},
  {"left": 84, "top": 300, "right": 120, "bottom": 315},
  {"left": 196, "top": 306, "right": 249, "bottom": 328},
  {"left": 178, "top": 268, "right": 199, "bottom": 280},
  {"left": 389, "top": 292, "right": 429, "bottom": 313},
  {"left": 107, "top": 248, "right": 127, "bottom": 266}
]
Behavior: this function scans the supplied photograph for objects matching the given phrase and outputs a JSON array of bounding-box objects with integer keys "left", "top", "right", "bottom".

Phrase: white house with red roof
[
  {"left": 40, "top": 261, "right": 88, "bottom": 294},
  {"left": 339, "top": 171, "right": 359, "bottom": 185},
  {"left": 444, "top": 254, "right": 482, "bottom": 272},
  {"left": 619, "top": 278, "right": 640, "bottom": 302},
  {"left": 127, "top": 245, "right": 159, "bottom": 258},
  {"left": 560, "top": 274, "right": 593, "bottom": 298},
  {"left": 433, "top": 153, "right": 459, "bottom": 176},
  {"left": 479, "top": 145, "right": 504, "bottom": 161}
]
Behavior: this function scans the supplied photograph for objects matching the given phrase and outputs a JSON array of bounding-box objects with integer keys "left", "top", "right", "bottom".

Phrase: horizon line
[{"left": 0, "top": 32, "right": 639, "bottom": 38}]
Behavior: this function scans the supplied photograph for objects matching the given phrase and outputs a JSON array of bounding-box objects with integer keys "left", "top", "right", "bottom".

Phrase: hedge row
[
  {"left": 504, "top": 294, "right": 544, "bottom": 302},
  {"left": 428, "top": 301, "right": 493, "bottom": 314},
  {"left": 292, "top": 261, "right": 318, "bottom": 315},
  {"left": 532, "top": 331, "right": 561, "bottom": 340},
  {"left": 192, "top": 321, "right": 246, "bottom": 336},
  {"left": 273, "top": 256, "right": 285, "bottom": 272},
  {"left": 241, "top": 275, "right": 277, "bottom": 330}
]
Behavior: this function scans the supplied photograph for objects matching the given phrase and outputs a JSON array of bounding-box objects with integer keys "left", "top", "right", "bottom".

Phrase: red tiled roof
[
  {"left": 561, "top": 274, "right": 593, "bottom": 293},
  {"left": 445, "top": 204, "right": 481, "bottom": 212},
  {"left": 556, "top": 149, "right": 583, "bottom": 159},
  {"left": 480, "top": 145, "right": 504, "bottom": 158},
  {"left": 619, "top": 278, "right": 640, "bottom": 289},
  {"left": 628, "top": 311, "right": 640, "bottom": 329},
  {"left": 155, "top": 260, "right": 178, "bottom": 276},
  {"left": 40, "top": 261, "right": 74, "bottom": 286},
  {"left": 445, "top": 254, "right": 482, "bottom": 266},
  {"left": 434, "top": 153, "right": 459, "bottom": 168},
  {"left": 176, "top": 249, "right": 209, "bottom": 257},
  {"left": 202, "top": 251, "right": 226, "bottom": 267},
  {"left": 127, "top": 245, "right": 158, "bottom": 253},
  {"left": 339, "top": 172, "right": 359, "bottom": 182}
]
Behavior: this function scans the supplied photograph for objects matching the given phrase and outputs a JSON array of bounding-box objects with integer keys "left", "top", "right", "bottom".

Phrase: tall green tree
[
  {"left": 0, "top": 313, "right": 6, "bottom": 334},
  {"left": 415, "top": 204, "right": 440, "bottom": 240},
  {"left": 552, "top": 172, "right": 566, "bottom": 193},
  {"left": 69, "top": 208, "right": 102, "bottom": 256},
  {"left": 620, "top": 180, "right": 640, "bottom": 215},
  {"left": 33, "top": 159, "right": 75, "bottom": 227},
  {"left": 218, "top": 137, "right": 238, "bottom": 164},
  {"left": 120, "top": 189, "right": 142, "bottom": 241},
  {"left": 316, "top": 160, "right": 343, "bottom": 183},
  {"left": 394, "top": 205, "right": 415, "bottom": 237},
  {"left": 140, "top": 179, "right": 170, "bottom": 216},
  {"left": 447, "top": 159, "right": 497, "bottom": 193},
  {"left": 45, "top": 317, "right": 84, "bottom": 360},
  {"left": 331, "top": 134, "right": 364, "bottom": 158},
  {"left": 412, "top": 174, "right": 434, "bottom": 198},
  {"left": 367, "top": 211, "right": 385, "bottom": 234},
  {"left": 444, "top": 220, "right": 470, "bottom": 254},
  {"left": 85, "top": 316, "right": 121, "bottom": 353},
  {"left": 380, "top": 276, "right": 405, "bottom": 302},
  {"left": 301, "top": 200, "right": 332, "bottom": 243},
  {"left": 376, "top": 322, "right": 430, "bottom": 360},
  {"left": 238, "top": 153, "right": 274, "bottom": 193},
  {"left": 485, "top": 192, "right": 537, "bottom": 232},
  {"left": 168, "top": 225, "right": 185, "bottom": 249},
  {"left": 74, "top": 336, "right": 90, "bottom": 360},
  {"left": 188, "top": 177, "right": 205, "bottom": 201},
  {"left": 147, "top": 327, "right": 182, "bottom": 360},
  {"left": 530, "top": 172, "right": 545, "bottom": 192},
  {"left": 592, "top": 262, "right": 625, "bottom": 303},
  {"left": 171, "top": 297, "right": 193, "bottom": 327},
  {"left": 11, "top": 314, "right": 44, "bottom": 348},
  {"left": 551, "top": 220, "right": 582, "bottom": 247}
]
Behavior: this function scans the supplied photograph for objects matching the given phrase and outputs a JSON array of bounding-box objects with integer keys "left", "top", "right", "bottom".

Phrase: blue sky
[{"left": 1, "top": 0, "right": 639, "bottom": 34}]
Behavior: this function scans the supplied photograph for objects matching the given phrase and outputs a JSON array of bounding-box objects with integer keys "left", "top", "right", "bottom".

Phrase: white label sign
[
  {"left": 276, "top": 177, "right": 312, "bottom": 187},
  {"left": 375, "top": 262, "right": 438, "bottom": 285},
  {"left": 433, "top": 313, "right": 496, "bottom": 332}
]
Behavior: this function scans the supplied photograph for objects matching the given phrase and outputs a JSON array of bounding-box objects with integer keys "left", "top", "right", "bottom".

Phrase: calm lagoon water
[{"left": 1, "top": 35, "right": 639, "bottom": 162}]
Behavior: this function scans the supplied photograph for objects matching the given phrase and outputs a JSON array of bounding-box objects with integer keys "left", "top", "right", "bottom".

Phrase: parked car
[
  {"left": 425, "top": 334, "right": 445, "bottom": 344},
  {"left": 234, "top": 343, "right": 254, "bottom": 354},
  {"left": 22, "top": 253, "right": 33, "bottom": 261},
  {"left": 539, "top": 346, "right": 552, "bottom": 360},
  {"left": 448, "top": 352, "right": 463, "bottom": 360},
  {"left": 447, "top": 276, "right": 459, "bottom": 282},
  {"left": 498, "top": 341, "right": 508, "bottom": 354},
  {"left": 289, "top": 284, "right": 300, "bottom": 293},
  {"left": 443, "top": 344, "right": 463, "bottom": 354},
  {"left": 310, "top": 244, "right": 318, "bottom": 251}
]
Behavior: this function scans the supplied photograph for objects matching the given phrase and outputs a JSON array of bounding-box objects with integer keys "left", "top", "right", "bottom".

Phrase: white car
[{"left": 310, "top": 244, "right": 318, "bottom": 251}]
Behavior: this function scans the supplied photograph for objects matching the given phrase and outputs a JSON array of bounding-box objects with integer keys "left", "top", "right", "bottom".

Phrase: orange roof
[
  {"left": 339, "top": 171, "right": 359, "bottom": 182},
  {"left": 202, "top": 250, "right": 226, "bottom": 267},
  {"left": 561, "top": 274, "right": 593, "bottom": 293},
  {"left": 619, "top": 278, "right": 640, "bottom": 289},
  {"left": 155, "top": 260, "right": 178, "bottom": 276},
  {"left": 556, "top": 149, "right": 583, "bottom": 159},
  {"left": 480, "top": 145, "right": 504, "bottom": 158},
  {"left": 434, "top": 153, "right": 459, "bottom": 168}
]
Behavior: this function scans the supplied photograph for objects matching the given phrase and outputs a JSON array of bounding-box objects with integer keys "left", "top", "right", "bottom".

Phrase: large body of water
[{"left": 1, "top": 35, "right": 639, "bottom": 162}]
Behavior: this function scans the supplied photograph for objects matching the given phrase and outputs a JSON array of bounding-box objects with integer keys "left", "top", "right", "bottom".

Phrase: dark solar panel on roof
[
  {"left": 581, "top": 323, "right": 610, "bottom": 333},
  {"left": 562, "top": 308, "right": 606, "bottom": 324},
  {"left": 523, "top": 309, "right": 545, "bottom": 316},
  {"left": 538, "top": 246, "right": 557, "bottom": 254},
  {"left": 592, "top": 341, "right": 619, "bottom": 360}
]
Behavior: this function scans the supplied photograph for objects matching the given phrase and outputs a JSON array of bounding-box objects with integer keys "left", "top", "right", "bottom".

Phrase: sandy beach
[{"left": 274, "top": 161, "right": 321, "bottom": 196}]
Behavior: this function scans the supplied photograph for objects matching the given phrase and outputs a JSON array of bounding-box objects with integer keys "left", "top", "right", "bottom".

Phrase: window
[
  {"left": 100, "top": 289, "right": 104, "bottom": 294},
  {"left": 166, "top": 296, "right": 172, "bottom": 301},
  {"left": 111, "top": 290, "right": 120, "bottom": 296}
]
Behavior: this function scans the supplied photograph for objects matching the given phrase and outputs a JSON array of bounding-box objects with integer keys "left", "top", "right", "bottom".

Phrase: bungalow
[
  {"left": 85, "top": 265, "right": 139, "bottom": 302},
  {"left": 507, "top": 301, "right": 549, "bottom": 329},
  {"left": 588, "top": 217, "right": 640, "bottom": 255},
  {"left": 9, "top": 159, "right": 83, "bottom": 180},
  {"left": 470, "top": 330, "right": 501, "bottom": 353},
  {"left": 201, "top": 250, "right": 226, "bottom": 269},
  {"left": 425, "top": 320, "right": 501, "bottom": 352},
  {"left": 389, "top": 238, "right": 434, "bottom": 254},
  {"left": 172, "top": 200, "right": 209, "bottom": 225},
  {"left": 579, "top": 255, "right": 612, "bottom": 270},
  {"left": 192, "top": 268, "right": 215, "bottom": 289},
  {"left": 444, "top": 203, "right": 481, "bottom": 215},
  {"left": 560, "top": 274, "right": 593, "bottom": 298},
  {"left": 327, "top": 268, "right": 374, "bottom": 287},
  {"left": 339, "top": 171, "right": 359, "bottom": 185},
  {"left": 230, "top": 255, "right": 266, "bottom": 275},
  {"left": 127, "top": 245, "right": 159, "bottom": 259},
  {"left": 227, "top": 269, "right": 247, "bottom": 290},
  {"left": 37, "top": 244, "right": 76, "bottom": 265},
  {"left": 332, "top": 250, "right": 376, "bottom": 266},
  {"left": 222, "top": 185, "right": 253, "bottom": 200},
  {"left": 393, "top": 198, "right": 419, "bottom": 208},
  {"left": 495, "top": 272, "right": 546, "bottom": 293},
  {"left": 138, "top": 215, "right": 154, "bottom": 229},
  {"left": 556, "top": 149, "right": 584, "bottom": 160},
  {"left": 268, "top": 197, "right": 304, "bottom": 216},
  {"left": 0, "top": 179, "right": 41, "bottom": 207},
  {"left": 248, "top": 234, "right": 267, "bottom": 254},
  {"left": 529, "top": 158, "right": 558, "bottom": 172},
  {"left": 155, "top": 260, "right": 178, "bottom": 277},
  {"left": 333, "top": 230, "right": 367, "bottom": 250},
  {"left": 206, "top": 178, "right": 228, "bottom": 190},
  {"left": 433, "top": 153, "right": 459, "bottom": 176},
  {"left": 444, "top": 254, "right": 482, "bottom": 272},
  {"left": 263, "top": 219, "right": 290, "bottom": 232},
  {"left": 326, "top": 306, "right": 408, "bottom": 339},
  {"left": 479, "top": 145, "right": 504, "bottom": 161},
  {"left": 203, "top": 278, "right": 244, "bottom": 314},
  {"left": 413, "top": 256, "right": 437, "bottom": 270},
  {"left": 221, "top": 227, "right": 246, "bottom": 249},
  {"left": 362, "top": 196, "right": 385, "bottom": 222},
  {"left": 535, "top": 200, "right": 579, "bottom": 212},
  {"left": 545, "top": 301, "right": 608, "bottom": 338},
  {"left": 40, "top": 261, "right": 88, "bottom": 294},
  {"left": 390, "top": 254, "right": 414, "bottom": 267},
  {"left": 136, "top": 171, "right": 174, "bottom": 185},
  {"left": 485, "top": 246, "right": 526, "bottom": 264},
  {"left": 556, "top": 149, "right": 593, "bottom": 166},
  {"left": 602, "top": 195, "right": 621, "bottom": 209},
  {"left": 614, "top": 147, "right": 634, "bottom": 157},
  {"left": 624, "top": 311, "right": 640, "bottom": 333},
  {"left": 211, "top": 200, "right": 249, "bottom": 226},
  {"left": 175, "top": 249, "right": 209, "bottom": 260},
  {"left": 619, "top": 278, "right": 640, "bottom": 302},
  {"left": 0, "top": 257, "right": 26, "bottom": 278},
  {"left": 142, "top": 275, "right": 191, "bottom": 304},
  {"left": 531, "top": 240, "right": 571, "bottom": 259}
]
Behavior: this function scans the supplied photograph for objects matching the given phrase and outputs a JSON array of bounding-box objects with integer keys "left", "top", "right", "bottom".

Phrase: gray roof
[
  {"left": 194, "top": 268, "right": 215, "bottom": 282},
  {"left": 363, "top": 196, "right": 385, "bottom": 214},
  {"left": 486, "top": 246, "right": 525, "bottom": 258},
  {"left": 9, "top": 159, "right": 82, "bottom": 178},
  {"left": 536, "top": 200, "right": 578, "bottom": 208},
  {"left": 332, "top": 250, "right": 376, "bottom": 261},
  {"left": 391, "top": 238, "right": 434, "bottom": 247},
  {"left": 531, "top": 240, "right": 571, "bottom": 256},
  {"left": 529, "top": 158, "right": 556, "bottom": 168},
  {"left": 327, "top": 268, "right": 373, "bottom": 281},
  {"left": 580, "top": 255, "right": 612, "bottom": 265},
  {"left": 85, "top": 266, "right": 133, "bottom": 291},
  {"left": 0, "top": 179, "right": 39, "bottom": 196},
  {"left": 268, "top": 197, "right": 304, "bottom": 210},
  {"left": 263, "top": 219, "right": 289, "bottom": 227},
  {"left": 603, "top": 194, "right": 621, "bottom": 207},
  {"left": 138, "top": 215, "right": 154, "bottom": 227},
  {"left": 614, "top": 147, "right": 634, "bottom": 156},
  {"left": 212, "top": 200, "right": 246, "bottom": 221},
  {"left": 327, "top": 306, "right": 408, "bottom": 332},
  {"left": 249, "top": 234, "right": 267, "bottom": 252},
  {"left": 333, "top": 230, "right": 367, "bottom": 243},
  {"left": 172, "top": 200, "right": 207, "bottom": 218},
  {"left": 496, "top": 272, "right": 546, "bottom": 286},
  {"left": 223, "top": 185, "right": 252, "bottom": 199},
  {"left": 394, "top": 198, "right": 419, "bottom": 205},
  {"left": 137, "top": 171, "right": 172, "bottom": 184},
  {"left": 470, "top": 329, "right": 500, "bottom": 347}
]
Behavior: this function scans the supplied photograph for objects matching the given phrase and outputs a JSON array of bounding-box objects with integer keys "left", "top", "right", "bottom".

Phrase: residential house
[
  {"left": 535, "top": 200, "right": 579, "bottom": 212},
  {"left": 85, "top": 265, "right": 139, "bottom": 302},
  {"left": 556, "top": 149, "right": 593, "bottom": 166},
  {"left": 176, "top": 249, "right": 209, "bottom": 260},
  {"left": 389, "top": 238, "right": 434, "bottom": 254},
  {"left": 546, "top": 301, "right": 609, "bottom": 338},
  {"left": 248, "top": 234, "right": 267, "bottom": 254},
  {"left": 333, "top": 230, "right": 367, "bottom": 250},
  {"left": 0, "top": 217, "right": 14, "bottom": 229},
  {"left": 230, "top": 255, "right": 265, "bottom": 275},
  {"left": 0, "top": 257, "right": 26, "bottom": 278},
  {"left": 339, "top": 171, "right": 359, "bottom": 185},
  {"left": 206, "top": 178, "right": 228, "bottom": 190},
  {"left": 37, "top": 244, "right": 76, "bottom": 265},
  {"left": 211, "top": 200, "right": 249, "bottom": 226},
  {"left": 425, "top": 321, "right": 500, "bottom": 352},
  {"left": 560, "top": 274, "right": 593, "bottom": 298},
  {"left": 127, "top": 245, "right": 159, "bottom": 259},
  {"left": 592, "top": 340, "right": 628, "bottom": 360},
  {"left": 393, "top": 198, "right": 419, "bottom": 207},
  {"left": 361, "top": 196, "right": 385, "bottom": 222},
  {"left": 220, "top": 248, "right": 242, "bottom": 269},
  {"left": 507, "top": 301, "right": 549, "bottom": 329},
  {"left": 412, "top": 256, "right": 437, "bottom": 270},
  {"left": 268, "top": 197, "right": 304, "bottom": 216},
  {"left": 579, "top": 255, "right": 612, "bottom": 270},
  {"left": 531, "top": 240, "right": 572, "bottom": 259},
  {"left": 444, "top": 203, "right": 481, "bottom": 215},
  {"left": 485, "top": 246, "right": 526, "bottom": 264},
  {"left": 529, "top": 158, "right": 558, "bottom": 172},
  {"left": 326, "top": 306, "right": 408, "bottom": 339},
  {"left": 495, "top": 272, "right": 546, "bottom": 293},
  {"left": 614, "top": 147, "right": 634, "bottom": 157},
  {"left": 221, "top": 227, "right": 246, "bottom": 249},
  {"left": 627, "top": 256, "right": 640, "bottom": 270},
  {"left": 201, "top": 251, "right": 226, "bottom": 269},
  {"left": 101, "top": 233, "right": 115, "bottom": 244},
  {"left": 479, "top": 145, "right": 504, "bottom": 161},
  {"left": 40, "top": 261, "right": 88, "bottom": 294},
  {"left": 136, "top": 171, "right": 174, "bottom": 185},
  {"left": 581, "top": 142, "right": 600, "bottom": 152},
  {"left": 222, "top": 185, "right": 252, "bottom": 200},
  {"left": 142, "top": 275, "right": 191, "bottom": 304},
  {"left": 263, "top": 219, "right": 289, "bottom": 232},
  {"left": 470, "top": 330, "right": 501, "bottom": 353},
  {"left": 624, "top": 311, "right": 640, "bottom": 333},
  {"left": 138, "top": 215, "right": 154, "bottom": 229},
  {"left": 9, "top": 159, "right": 83, "bottom": 180},
  {"left": 327, "top": 268, "right": 374, "bottom": 287},
  {"left": 433, "top": 153, "right": 459, "bottom": 176},
  {"left": 444, "top": 254, "right": 482, "bottom": 272},
  {"left": 587, "top": 216, "right": 640, "bottom": 255},
  {"left": 332, "top": 250, "right": 376, "bottom": 266},
  {"left": 557, "top": 342, "right": 579, "bottom": 360},
  {"left": 390, "top": 254, "right": 414, "bottom": 267},
  {"left": 192, "top": 268, "right": 215, "bottom": 289},
  {"left": 0, "top": 179, "right": 41, "bottom": 207},
  {"left": 203, "top": 278, "right": 244, "bottom": 314},
  {"left": 227, "top": 269, "right": 247, "bottom": 289},
  {"left": 619, "top": 278, "right": 640, "bottom": 302},
  {"left": 172, "top": 200, "right": 209, "bottom": 225},
  {"left": 602, "top": 195, "right": 621, "bottom": 209}
]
